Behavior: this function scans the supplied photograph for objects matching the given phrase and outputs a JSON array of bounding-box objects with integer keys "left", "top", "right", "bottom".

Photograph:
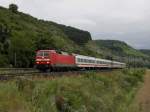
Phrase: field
[{"left": 0, "top": 69, "right": 145, "bottom": 112}]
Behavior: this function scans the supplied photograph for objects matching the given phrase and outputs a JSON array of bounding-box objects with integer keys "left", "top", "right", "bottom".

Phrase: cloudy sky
[{"left": 0, "top": 0, "right": 150, "bottom": 49}]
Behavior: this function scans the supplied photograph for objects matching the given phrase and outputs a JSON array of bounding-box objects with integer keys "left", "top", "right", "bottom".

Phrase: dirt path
[{"left": 130, "top": 70, "right": 150, "bottom": 112}]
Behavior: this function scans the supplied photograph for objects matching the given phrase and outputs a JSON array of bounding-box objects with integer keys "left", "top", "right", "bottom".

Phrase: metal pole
[{"left": 14, "top": 52, "right": 16, "bottom": 67}]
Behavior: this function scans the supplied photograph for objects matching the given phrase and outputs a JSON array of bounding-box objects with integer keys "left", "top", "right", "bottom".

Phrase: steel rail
[{"left": 0, "top": 69, "right": 115, "bottom": 81}]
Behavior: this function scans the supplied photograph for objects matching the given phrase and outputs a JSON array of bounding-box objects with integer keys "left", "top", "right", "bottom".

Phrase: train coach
[{"left": 35, "top": 50, "right": 126, "bottom": 71}]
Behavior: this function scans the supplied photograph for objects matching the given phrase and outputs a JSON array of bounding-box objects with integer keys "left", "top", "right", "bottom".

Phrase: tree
[{"left": 9, "top": 4, "right": 18, "bottom": 13}]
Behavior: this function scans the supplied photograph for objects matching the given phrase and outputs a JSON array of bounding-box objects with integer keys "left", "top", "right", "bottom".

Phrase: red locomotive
[
  {"left": 35, "top": 50, "right": 126, "bottom": 71},
  {"left": 36, "top": 50, "right": 76, "bottom": 71}
]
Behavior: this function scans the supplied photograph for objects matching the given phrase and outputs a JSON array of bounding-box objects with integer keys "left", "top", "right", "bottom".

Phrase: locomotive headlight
[
  {"left": 36, "top": 61, "right": 39, "bottom": 64},
  {"left": 45, "top": 59, "right": 50, "bottom": 61},
  {"left": 46, "top": 61, "right": 50, "bottom": 64},
  {"left": 36, "top": 59, "right": 50, "bottom": 61},
  {"left": 36, "top": 59, "right": 41, "bottom": 61}
]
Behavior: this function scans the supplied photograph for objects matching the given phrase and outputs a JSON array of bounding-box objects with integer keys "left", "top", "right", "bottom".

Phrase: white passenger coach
[{"left": 75, "top": 54, "right": 125, "bottom": 69}]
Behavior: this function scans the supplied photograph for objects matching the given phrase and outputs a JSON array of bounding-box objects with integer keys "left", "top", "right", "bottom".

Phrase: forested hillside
[
  {"left": 140, "top": 50, "right": 150, "bottom": 56},
  {"left": 0, "top": 4, "right": 149, "bottom": 68},
  {"left": 93, "top": 40, "right": 150, "bottom": 67},
  {"left": 0, "top": 5, "right": 93, "bottom": 67},
  {"left": 94, "top": 40, "right": 146, "bottom": 57}
]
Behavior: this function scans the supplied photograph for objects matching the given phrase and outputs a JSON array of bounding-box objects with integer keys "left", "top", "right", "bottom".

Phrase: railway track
[
  {"left": 0, "top": 68, "right": 114, "bottom": 81},
  {"left": 0, "top": 68, "right": 39, "bottom": 80}
]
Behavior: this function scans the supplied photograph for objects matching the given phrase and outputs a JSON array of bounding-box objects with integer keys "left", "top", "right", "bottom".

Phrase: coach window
[
  {"left": 85, "top": 59, "right": 88, "bottom": 63},
  {"left": 82, "top": 59, "right": 84, "bottom": 62},
  {"left": 87, "top": 60, "right": 89, "bottom": 63},
  {"left": 80, "top": 59, "right": 82, "bottom": 62},
  {"left": 78, "top": 58, "right": 80, "bottom": 62},
  {"left": 79, "top": 58, "right": 82, "bottom": 62},
  {"left": 90, "top": 60, "right": 92, "bottom": 63},
  {"left": 85, "top": 59, "right": 87, "bottom": 63},
  {"left": 83, "top": 59, "right": 85, "bottom": 62},
  {"left": 91, "top": 60, "right": 94, "bottom": 63}
]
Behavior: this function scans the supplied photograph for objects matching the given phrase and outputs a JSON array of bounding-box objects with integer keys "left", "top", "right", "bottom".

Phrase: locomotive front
[{"left": 35, "top": 50, "right": 51, "bottom": 71}]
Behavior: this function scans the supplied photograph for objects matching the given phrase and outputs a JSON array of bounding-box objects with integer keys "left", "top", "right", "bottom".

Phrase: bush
[{"left": 9, "top": 4, "right": 18, "bottom": 13}]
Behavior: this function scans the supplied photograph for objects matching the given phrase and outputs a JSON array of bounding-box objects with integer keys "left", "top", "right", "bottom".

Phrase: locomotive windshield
[{"left": 37, "top": 51, "right": 49, "bottom": 57}]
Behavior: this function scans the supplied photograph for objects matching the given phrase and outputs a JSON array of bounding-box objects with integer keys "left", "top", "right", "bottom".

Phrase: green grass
[{"left": 0, "top": 69, "right": 145, "bottom": 112}]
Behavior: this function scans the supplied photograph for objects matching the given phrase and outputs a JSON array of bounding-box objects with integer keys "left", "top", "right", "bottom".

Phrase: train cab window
[
  {"left": 37, "top": 51, "right": 49, "bottom": 57},
  {"left": 44, "top": 52, "right": 49, "bottom": 56},
  {"left": 37, "top": 52, "right": 43, "bottom": 56}
]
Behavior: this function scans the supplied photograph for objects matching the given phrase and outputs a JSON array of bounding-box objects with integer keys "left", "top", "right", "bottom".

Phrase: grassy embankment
[{"left": 0, "top": 69, "right": 145, "bottom": 112}]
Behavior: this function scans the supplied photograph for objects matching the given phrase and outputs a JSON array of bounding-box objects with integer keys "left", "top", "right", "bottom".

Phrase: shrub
[{"left": 9, "top": 4, "right": 18, "bottom": 13}]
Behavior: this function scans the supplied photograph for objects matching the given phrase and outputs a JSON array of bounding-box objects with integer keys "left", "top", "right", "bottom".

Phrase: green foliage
[
  {"left": 94, "top": 40, "right": 150, "bottom": 68},
  {"left": 0, "top": 81, "right": 30, "bottom": 112},
  {"left": 140, "top": 49, "right": 150, "bottom": 56},
  {"left": 0, "top": 24, "right": 11, "bottom": 54},
  {"left": 94, "top": 40, "right": 145, "bottom": 57},
  {"left": 0, "top": 54, "right": 9, "bottom": 67},
  {"left": 57, "top": 25, "right": 92, "bottom": 45},
  {"left": 0, "top": 6, "right": 92, "bottom": 67},
  {"left": 0, "top": 69, "right": 145, "bottom": 112}
]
